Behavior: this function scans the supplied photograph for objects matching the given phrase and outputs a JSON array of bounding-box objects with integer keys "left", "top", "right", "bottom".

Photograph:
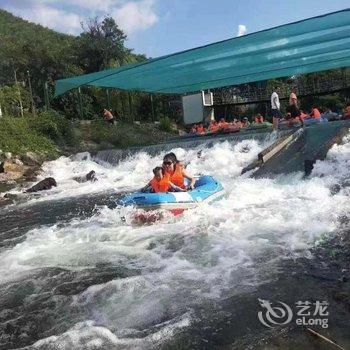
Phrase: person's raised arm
[{"left": 183, "top": 171, "right": 196, "bottom": 190}]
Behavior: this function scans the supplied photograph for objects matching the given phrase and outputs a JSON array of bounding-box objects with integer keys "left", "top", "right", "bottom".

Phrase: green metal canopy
[{"left": 55, "top": 9, "right": 350, "bottom": 97}]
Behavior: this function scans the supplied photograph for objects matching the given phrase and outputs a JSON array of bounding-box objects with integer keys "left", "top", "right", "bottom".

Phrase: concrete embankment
[
  {"left": 243, "top": 120, "right": 350, "bottom": 178},
  {"left": 95, "top": 128, "right": 291, "bottom": 165}
]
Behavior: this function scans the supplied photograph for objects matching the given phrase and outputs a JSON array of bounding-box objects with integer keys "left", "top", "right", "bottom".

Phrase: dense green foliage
[
  {"left": 0, "top": 9, "right": 167, "bottom": 121},
  {"left": 0, "top": 110, "right": 174, "bottom": 158},
  {"left": 0, "top": 112, "right": 72, "bottom": 158}
]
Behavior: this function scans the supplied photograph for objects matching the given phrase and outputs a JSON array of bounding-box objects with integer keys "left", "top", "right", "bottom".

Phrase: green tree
[{"left": 75, "top": 17, "right": 130, "bottom": 73}]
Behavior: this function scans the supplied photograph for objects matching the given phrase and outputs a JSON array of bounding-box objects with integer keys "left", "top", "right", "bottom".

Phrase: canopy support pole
[
  {"left": 44, "top": 82, "right": 50, "bottom": 111},
  {"left": 77, "top": 87, "right": 83, "bottom": 119},
  {"left": 150, "top": 94, "right": 155, "bottom": 121},
  {"left": 106, "top": 88, "right": 111, "bottom": 110},
  {"left": 128, "top": 92, "right": 133, "bottom": 122},
  {"left": 27, "top": 70, "right": 36, "bottom": 117},
  {"left": 14, "top": 69, "right": 24, "bottom": 118}
]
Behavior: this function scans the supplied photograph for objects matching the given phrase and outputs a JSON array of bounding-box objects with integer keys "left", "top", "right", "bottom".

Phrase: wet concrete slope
[{"left": 252, "top": 120, "right": 350, "bottom": 178}]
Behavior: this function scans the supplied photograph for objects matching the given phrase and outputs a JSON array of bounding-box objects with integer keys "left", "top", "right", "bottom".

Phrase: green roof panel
[{"left": 55, "top": 9, "right": 350, "bottom": 96}]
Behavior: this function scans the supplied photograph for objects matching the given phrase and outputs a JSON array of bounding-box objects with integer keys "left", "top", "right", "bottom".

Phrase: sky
[{"left": 0, "top": 0, "right": 349, "bottom": 58}]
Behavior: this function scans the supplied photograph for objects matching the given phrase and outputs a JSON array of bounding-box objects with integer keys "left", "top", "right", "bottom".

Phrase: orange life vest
[
  {"left": 219, "top": 121, "right": 229, "bottom": 129},
  {"left": 166, "top": 163, "right": 185, "bottom": 188},
  {"left": 209, "top": 123, "right": 219, "bottom": 133},
  {"left": 197, "top": 125, "right": 205, "bottom": 134},
  {"left": 255, "top": 115, "right": 264, "bottom": 123},
  {"left": 150, "top": 175, "right": 170, "bottom": 192}
]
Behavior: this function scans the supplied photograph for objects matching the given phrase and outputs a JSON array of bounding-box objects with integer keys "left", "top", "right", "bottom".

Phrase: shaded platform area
[{"left": 250, "top": 120, "right": 350, "bottom": 178}]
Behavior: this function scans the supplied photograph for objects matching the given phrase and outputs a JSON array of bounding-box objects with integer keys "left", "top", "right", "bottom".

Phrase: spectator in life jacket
[
  {"left": 162, "top": 153, "right": 196, "bottom": 190},
  {"left": 190, "top": 124, "right": 197, "bottom": 134},
  {"left": 141, "top": 167, "right": 185, "bottom": 193},
  {"left": 218, "top": 118, "right": 229, "bottom": 130},
  {"left": 254, "top": 114, "right": 264, "bottom": 123},
  {"left": 310, "top": 106, "right": 321, "bottom": 118},
  {"left": 343, "top": 103, "right": 350, "bottom": 120},
  {"left": 102, "top": 109, "right": 116, "bottom": 124},
  {"left": 196, "top": 123, "right": 205, "bottom": 134},
  {"left": 209, "top": 120, "right": 219, "bottom": 133},
  {"left": 241, "top": 117, "right": 250, "bottom": 128}
]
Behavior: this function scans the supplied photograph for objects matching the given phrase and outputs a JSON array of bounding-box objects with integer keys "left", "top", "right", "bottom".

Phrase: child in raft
[{"left": 141, "top": 167, "right": 186, "bottom": 193}]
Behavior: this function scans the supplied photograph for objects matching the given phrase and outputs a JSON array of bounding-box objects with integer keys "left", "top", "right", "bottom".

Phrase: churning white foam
[
  {"left": 1, "top": 133, "right": 350, "bottom": 349},
  {"left": 2, "top": 137, "right": 269, "bottom": 203}
]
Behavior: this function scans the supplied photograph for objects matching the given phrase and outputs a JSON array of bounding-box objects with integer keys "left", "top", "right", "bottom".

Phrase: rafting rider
[
  {"left": 162, "top": 153, "right": 196, "bottom": 190},
  {"left": 141, "top": 167, "right": 185, "bottom": 193}
]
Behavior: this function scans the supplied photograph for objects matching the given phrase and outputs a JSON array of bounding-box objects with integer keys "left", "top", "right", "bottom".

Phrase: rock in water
[
  {"left": 73, "top": 170, "right": 97, "bottom": 183},
  {"left": 25, "top": 177, "right": 57, "bottom": 193},
  {"left": 86, "top": 170, "right": 97, "bottom": 182},
  {"left": 0, "top": 196, "right": 12, "bottom": 206}
]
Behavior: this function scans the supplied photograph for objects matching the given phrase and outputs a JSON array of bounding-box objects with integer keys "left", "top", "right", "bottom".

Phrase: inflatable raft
[{"left": 119, "top": 175, "right": 224, "bottom": 211}]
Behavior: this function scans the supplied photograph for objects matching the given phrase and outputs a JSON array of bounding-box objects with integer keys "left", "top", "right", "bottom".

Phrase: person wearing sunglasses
[{"left": 162, "top": 153, "right": 196, "bottom": 190}]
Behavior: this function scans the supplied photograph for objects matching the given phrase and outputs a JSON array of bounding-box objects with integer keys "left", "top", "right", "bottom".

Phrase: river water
[{"left": 0, "top": 135, "right": 349, "bottom": 349}]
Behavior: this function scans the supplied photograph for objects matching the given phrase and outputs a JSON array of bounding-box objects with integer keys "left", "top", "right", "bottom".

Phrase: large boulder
[
  {"left": 0, "top": 160, "right": 25, "bottom": 181},
  {"left": 25, "top": 177, "right": 57, "bottom": 193},
  {"left": 3, "top": 160, "right": 23, "bottom": 173}
]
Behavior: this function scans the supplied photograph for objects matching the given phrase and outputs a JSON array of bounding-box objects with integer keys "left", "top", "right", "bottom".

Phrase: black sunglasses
[{"left": 163, "top": 161, "right": 173, "bottom": 165}]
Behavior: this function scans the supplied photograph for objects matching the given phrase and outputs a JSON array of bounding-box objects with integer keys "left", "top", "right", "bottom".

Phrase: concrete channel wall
[{"left": 95, "top": 128, "right": 292, "bottom": 165}]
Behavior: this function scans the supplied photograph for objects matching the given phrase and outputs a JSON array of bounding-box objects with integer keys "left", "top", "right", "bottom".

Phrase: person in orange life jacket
[
  {"left": 162, "top": 153, "right": 196, "bottom": 190},
  {"left": 218, "top": 118, "right": 229, "bottom": 130},
  {"left": 254, "top": 114, "right": 264, "bottom": 123},
  {"left": 209, "top": 120, "right": 219, "bottom": 133},
  {"left": 141, "top": 167, "right": 185, "bottom": 193},
  {"left": 310, "top": 106, "right": 321, "bottom": 118},
  {"left": 196, "top": 123, "right": 205, "bottom": 134}
]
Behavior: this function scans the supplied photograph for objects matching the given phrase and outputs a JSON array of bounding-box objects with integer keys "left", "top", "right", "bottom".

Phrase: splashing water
[{"left": 0, "top": 135, "right": 349, "bottom": 349}]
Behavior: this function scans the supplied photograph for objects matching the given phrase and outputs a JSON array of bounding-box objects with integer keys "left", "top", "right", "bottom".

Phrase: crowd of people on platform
[{"left": 189, "top": 88, "right": 350, "bottom": 135}]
